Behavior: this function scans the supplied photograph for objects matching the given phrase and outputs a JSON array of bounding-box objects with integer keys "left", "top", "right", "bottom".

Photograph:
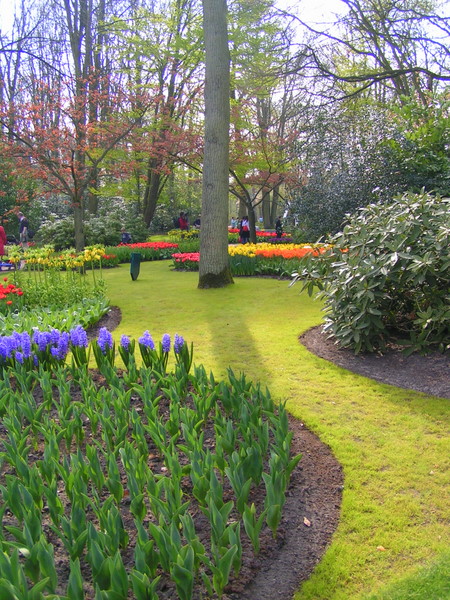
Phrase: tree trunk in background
[
  {"left": 262, "top": 188, "right": 271, "bottom": 228},
  {"left": 198, "top": 0, "right": 233, "bottom": 288},
  {"left": 87, "top": 166, "right": 99, "bottom": 214},
  {"left": 73, "top": 200, "right": 85, "bottom": 251},
  {"left": 143, "top": 164, "right": 162, "bottom": 226},
  {"left": 271, "top": 185, "right": 280, "bottom": 225},
  {"left": 248, "top": 207, "right": 257, "bottom": 243}
]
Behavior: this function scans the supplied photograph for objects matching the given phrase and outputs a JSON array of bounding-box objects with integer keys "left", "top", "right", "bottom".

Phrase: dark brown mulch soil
[
  {"left": 86, "top": 306, "right": 123, "bottom": 341},
  {"left": 301, "top": 325, "right": 450, "bottom": 399},
  {"left": 234, "top": 420, "right": 343, "bottom": 600}
]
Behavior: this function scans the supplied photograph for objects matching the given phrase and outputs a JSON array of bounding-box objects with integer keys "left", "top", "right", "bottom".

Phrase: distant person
[
  {"left": 275, "top": 216, "right": 283, "bottom": 238},
  {"left": 121, "top": 229, "right": 132, "bottom": 244},
  {"left": 18, "top": 212, "right": 29, "bottom": 248},
  {"left": 193, "top": 217, "right": 201, "bottom": 228},
  {"left": 239, "top": 216, "right": 250, "bottom": 244},
  {"left": 178, "top": 212, "right": 189, "bottom": 231},
  {"left": 230, "top": 217, "right": 237, "bottom": 229},
  {"left": 0, "top": 223, "right": 6, "bottom": 257}
]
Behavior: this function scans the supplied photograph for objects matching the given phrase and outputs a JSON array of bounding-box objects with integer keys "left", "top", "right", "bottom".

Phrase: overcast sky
[
  {"left": 276, "top": 0, "right": 343, "bottom": 21},
  {"left": 0, "top": 0, "right": 344, "bottom": 36}
]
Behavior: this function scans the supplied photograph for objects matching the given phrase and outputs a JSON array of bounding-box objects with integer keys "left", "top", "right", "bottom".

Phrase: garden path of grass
[{"left": 103, "top": 262, "right": 450, "bottom": 600}]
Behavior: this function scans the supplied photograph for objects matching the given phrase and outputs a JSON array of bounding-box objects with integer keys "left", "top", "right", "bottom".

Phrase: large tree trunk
[{"left": 198, "top": 0, "right": 233, "bottom": 288}]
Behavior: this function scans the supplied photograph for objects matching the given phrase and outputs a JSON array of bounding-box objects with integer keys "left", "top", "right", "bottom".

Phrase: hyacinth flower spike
[
  {"left": 92, "top": 327, "right": 115, "bottom": 369},
  {"left": 70, "top": 325, "right": 90, "bottom": 368},
  {"left": 138, "top": 330, "right": 157, "bottom": 368},
  {"left": 159, "top": 333, "right": 171, "bottom": 373},
  {"left": 174, "top": 333, "right": 193, "bottom": 374},
  {"left": 118, "top": 334, "right": 136, "bottom": 368}
]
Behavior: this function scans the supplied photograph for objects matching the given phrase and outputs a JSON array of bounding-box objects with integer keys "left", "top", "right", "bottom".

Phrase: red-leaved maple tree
[{"left": 0, "top": 75, "right": 153, "bottom": 249}]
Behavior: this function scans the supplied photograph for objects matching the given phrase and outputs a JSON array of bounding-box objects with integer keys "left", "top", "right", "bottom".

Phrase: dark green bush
[
  {"left": 292, "top": 191, "right": 450, "bottom": 354},
  {"left": 37, "top": 210, "right": 149, "bottom": 249},
  {"left": 176, "top": 239, "right": 200, "bottom": 254}
]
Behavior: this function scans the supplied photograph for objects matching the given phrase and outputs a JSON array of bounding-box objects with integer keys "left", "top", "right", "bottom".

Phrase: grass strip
[{"left": 103, "top": 262, "right": 450, "bottom": 600}]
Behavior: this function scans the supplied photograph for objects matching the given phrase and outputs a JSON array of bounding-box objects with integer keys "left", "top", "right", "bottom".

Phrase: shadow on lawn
[{"left": 204, "top": 302, "right": 272, "bottom": 385}]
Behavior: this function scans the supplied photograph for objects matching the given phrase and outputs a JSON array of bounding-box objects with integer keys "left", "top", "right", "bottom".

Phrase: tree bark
[
  {"left": 198, "top": 0, "right": 233, "bottom": 288},
  {"left": 271, "top": 185, "right": 280, "bottom": 225},
  {"left": 262, "top": 188, "right": 271, "bottom": 228},
  {"left": 73, "top": 199, "right": 85, "bottom": 251},
  {"left": 143, "top": 164, "right": 163, "bottom": 226}
]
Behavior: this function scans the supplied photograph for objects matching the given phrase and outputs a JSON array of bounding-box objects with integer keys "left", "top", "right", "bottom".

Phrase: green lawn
[{"left": 103, "top": 262, "right": 450, "bottom": 600}]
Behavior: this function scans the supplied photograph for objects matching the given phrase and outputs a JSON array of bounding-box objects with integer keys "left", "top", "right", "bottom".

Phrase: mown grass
[
  {"left": 103, "top": 262, "right": 450, "bottom": 600},
  {"left": 366, "top": 549, "right": 450, "bottom": 600}
]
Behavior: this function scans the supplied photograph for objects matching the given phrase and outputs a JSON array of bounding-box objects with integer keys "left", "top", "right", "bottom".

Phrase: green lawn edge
[
  {"left": 365, "top": 549, "right": 450, "bottom": 600},
  {"left": 103, "top": 262, "right": 450, "bottom": 600}
]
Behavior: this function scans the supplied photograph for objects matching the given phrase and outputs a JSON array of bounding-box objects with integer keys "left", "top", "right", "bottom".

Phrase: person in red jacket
[
  {"left": 178, "top": 212, "right": 189, "bottom": 231},
  {"left": 0, "top": 223, "right": 6, "bottom": 257}
]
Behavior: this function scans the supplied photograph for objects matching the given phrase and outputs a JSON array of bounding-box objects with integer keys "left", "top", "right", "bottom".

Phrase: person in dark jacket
[
  {"left": 275, "top": 216, "right": 283, "bottom": 238},
  {"left": 121, "top": 229, "right": 132, "bottom": 244},
  {"left": 18, "top": 212, "right": 29, "bottom": 247}
]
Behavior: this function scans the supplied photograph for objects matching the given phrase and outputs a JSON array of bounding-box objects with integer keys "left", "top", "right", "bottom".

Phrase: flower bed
[
  {"left": 228, "top": 243, "right": 331, "bottom": 258},
  {"left": 167, "top": 229, "right": 200, "bottom": 241},
  {"left": 227, "top": 229, "right": 290, "bottom": 243},
  {"left": 265, "top": 236, "right": 294, "bottom": 244},
  {"left": 228, "top": 229, "right": 289, "bottom": 238},
  {"left": 171, "top": 252, "right": 200, "bottom": 271},
  {"left": 0, "top": 277, "right": 24, "bottom": 313},
  {"left": 111, "top": 242, "right": 180, "bottom": 263},
  {"left": 2, "top": 245, "right": 109, "bottom": 334},
  {"left": 7, "top": 244, "right": 118, "bottom": 271},
  {"left": 172, "top": 244, "right": 333, "bottom": 277},
  {"left": 100, "top": 253, "right": 119, "bottom": 268},
  {"left": 118, "top": 242, "right": 179, "bottom": 250},
  {"left": 0, "top": 327, "right": 300, "bottom": 599}
]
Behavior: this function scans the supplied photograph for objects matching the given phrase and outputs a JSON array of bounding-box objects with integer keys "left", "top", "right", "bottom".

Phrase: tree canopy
[{"left": 0, "top": 0, "right": 448, "bottom": 253}]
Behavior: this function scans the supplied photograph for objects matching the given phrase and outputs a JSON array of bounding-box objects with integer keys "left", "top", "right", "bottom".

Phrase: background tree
[
  {"left": 228, "top": 102, "right": 297, "bottom": 242},
  {"left": 287, "top": 0, "right": 450, "bottom": 103},
  {"left": 227, "top": 0, "right": 295, "bottom": 235},
  {"left": 286, "top": 100, "right": 406, "bottom": 240},
  {"left": 278, "top": 0, "right": 450, "bottom": 238},
  {"left": 386, "top": 92, "right": 450, "bottom": 195},
  {"left": 108, "top": 0, "right": 205, "bottom": 227},
  {"left": 0, "top": 77, "right": 147, "bottom": 249}
]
